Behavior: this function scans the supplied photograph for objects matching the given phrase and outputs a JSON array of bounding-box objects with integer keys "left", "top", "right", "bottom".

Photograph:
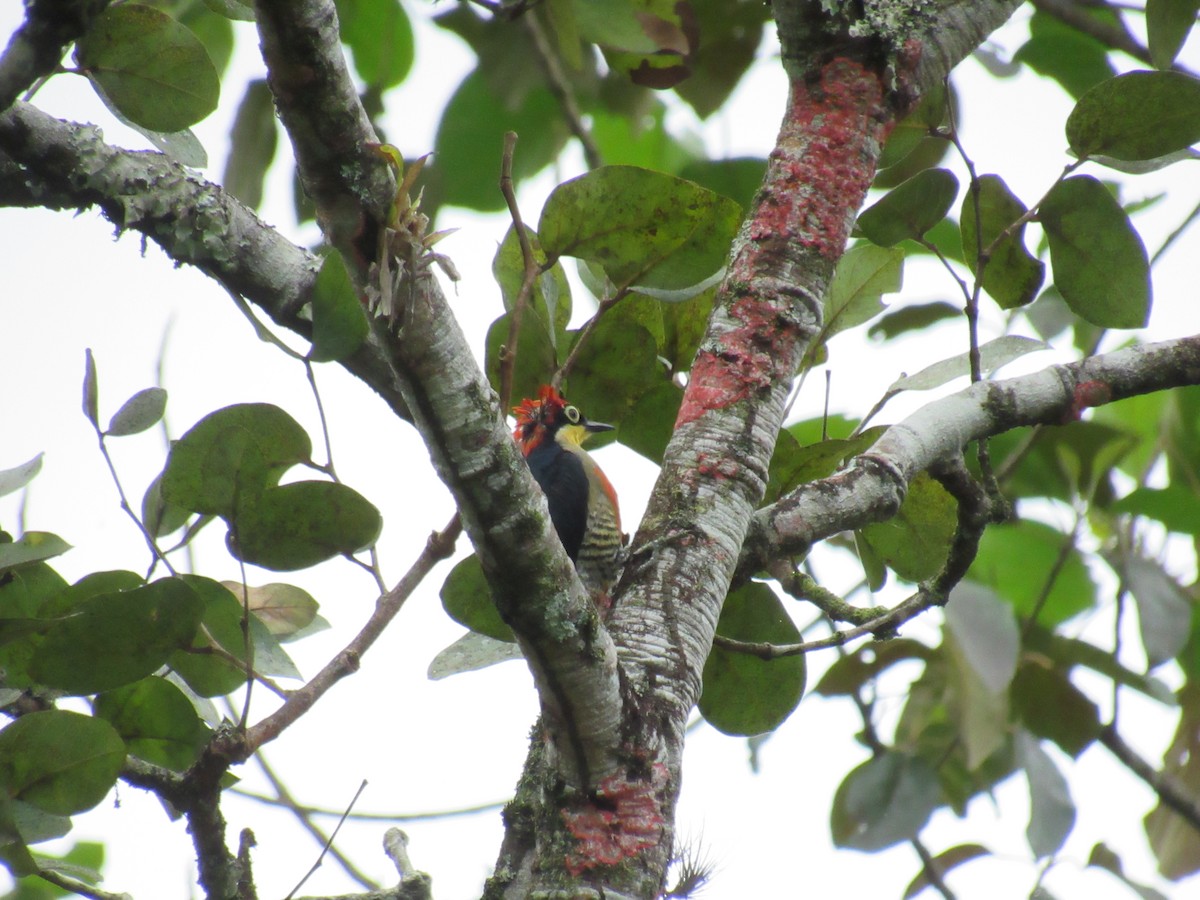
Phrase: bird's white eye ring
[{"left": 565, "top": 405, "right": 581, "bottom": 424}]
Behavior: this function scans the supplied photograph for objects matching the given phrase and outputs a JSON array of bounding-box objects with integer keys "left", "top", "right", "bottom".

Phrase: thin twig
[
  {"left": 32, "top": 868, "right": 130, "bottom": 900},
  {"left": 911, "top": 836, "right": 958, "bottom": 900},
  {"left": 553, "top": 289, "right": 628, "bottom": 388},
  {"left": 282, "top": 773, "right": 374, "bottom": 898},
  {"left": 1099, "top": 724, "right": 1200, "bottom": 832},
  {"left": 230, "top": 786, "right": 506, "bottom": 822},
  {"left": 498, "top": 131, "right": 537, "bottom": 411}
]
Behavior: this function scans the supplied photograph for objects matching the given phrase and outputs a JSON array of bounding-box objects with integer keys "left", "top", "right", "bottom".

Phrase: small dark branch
[
  {"left": 257, "top": 753, "right": 378, "bottom": 891},
  {"left": 284, "top": 779, "right": 372, "bottom": 898},
  {"left": 773, "top": 565, "right": 888, "bottom": 625},
  {"left": 523, "top": 9, "right": 603, "bottom": 169},
  {"left": 1028, "top": 0, "right": 1155, "bottom": 67},
  {"left": 1099, "top": 724, "right": 1200, "bottom": 833},
  {"left": 237, "top": 829, "right": 258, "bottom": 900},
  {"left": 242, "top": 515, "right": 460, "bottom": 754},
  {"left": 253, "top": 0, "right": 394, "bottom": 270},
  {"left": 911, "top": 837, "right": 958, "bottom": 900},
  {"left": 231, "top": 786, "right": 506, "bottom": 822},
  {"left": 0, "top": 0, "right": 111, "bottom": 112},
  {"left": 1021, "top": 519, "right": 1080, "bottom": 639},
  {"left": 928, "top": 455, "right": 1005, "bottom": 591},
  {"left": 498, "top": 131, "right": 535, "bottom": 411}
]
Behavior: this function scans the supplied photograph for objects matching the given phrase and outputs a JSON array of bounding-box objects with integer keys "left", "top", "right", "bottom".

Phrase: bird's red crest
[{"left": 513, "top": 385, "right": 567, "bottom": 451}]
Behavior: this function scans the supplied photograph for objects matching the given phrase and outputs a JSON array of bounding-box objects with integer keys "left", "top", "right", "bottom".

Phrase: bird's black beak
[{"left": 584, "top": 420, "right": 615, "bottom": 434}]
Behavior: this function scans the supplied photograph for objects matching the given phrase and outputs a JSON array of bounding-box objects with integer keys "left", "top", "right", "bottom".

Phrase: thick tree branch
[
  {"left": 739, "top": 335, "right": 1200, "bottom": 579},
  {"left": 0, "top": 101, "right": 412, "bottom": 423},
  {"left": 0, "top": 0, "right": 110, "bottom": 113},
  {"left": 253, "top": 0, "right": 624, "bottom": 790}
]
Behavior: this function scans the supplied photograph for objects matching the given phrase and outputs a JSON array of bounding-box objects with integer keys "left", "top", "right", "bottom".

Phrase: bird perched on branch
[{"left": 513, "top": 386, "right": 624, "bottom": 603}]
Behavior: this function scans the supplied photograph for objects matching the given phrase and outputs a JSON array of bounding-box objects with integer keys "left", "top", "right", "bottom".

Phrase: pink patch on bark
[{"left": 561, "top": 764, "right": 669, "bottom": 877}]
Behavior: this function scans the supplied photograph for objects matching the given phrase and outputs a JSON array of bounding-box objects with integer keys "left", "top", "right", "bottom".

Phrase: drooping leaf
[
  {"left": 1011, "top": 660, "right": 1101, "bottom": 757},
  {"left": 1066, "top": 71, "right": 1200, "bottom": 162},
  {"left": 0, "top": 533, "right": 72, "bottom": 573},
  {"left": 141, "top": 471, "right": 192, "bottom": 538},
  {"left": 889, "top": 335, "right": 1050, "bottom": 393},
  {"left": 810, "top": 244, "right": 904, "bottom": 358},
  {"left": 105, "top": 387, "right": 167, "bottom": 437},
  {"left": 575, "top": 0, "right": 696, "bottom": 90},
  {"left": 1147, "top": 0, "right": 1200, "bottom": 69},
  {"left": 75, "top": 4, "right": 220, "bottom": 133},
  {"left": 903, "top": 844, "right": 990, "bottom": 899},
  {"left": 1017, "top": 731, "right": 1076, "bottom": 858},
  {"left": 858, "top": 169, "right": 959, "bottom": 247},
  {"left": 0, "top": 711, "right": 125, "bottom": 816},
  {"left": 831, "top": 751, "right": 941, "bottom": 851},
  {"left": 1039, "top": 176, "right": 1151, "bottom": 329},
  {"left": 221, "top": 581, "right": 318, "bottom": 639},
  {"left": 1026, "top": 628, "right": 1175, "bottom": 706},
  {"left": 960, "top": 175, "right": 1045, "bottom": 310},
  {"left": 167, "top": 577, "right": 253, "bottom": 697},
  {"left": 868, "top": 301, "right": 960, "bottom": 341},
  {"left": 223, "top": 78, "right": 277, "bottom": 210},
  {"left": 699, "top": 582, "right": 806, "bottom": 736},
  {"left": 563, "top": 315, "right": 660, "bottom": 427},
  {"left": 427, "top": 630, "right": 523, "bottom": 680},
  {"left": 945, "top": 583, "right": 1019, "bottom": 695},
  {"left": 538, "top": 166, "right": 741, "bottom": 292},
  {"left": 857, "top": 473, "right": 957, "bottom": 583},
  {"left": 1121, "top": 555, "right": 1193, "bottom": 669},
  {"left": 1112, "top": 485, "right": 1200, "bottom": 536},
  {"left": 672, "top": 0, "right": 768, "bottom": 117},
  {"left": 619, "top": 382, "right": 683, "bottom": 463},
  {"left": 309, "top": 252, "right": 368, "bottom": 362},
  {"left": 1014, "top": 9, "right": 1116, "bottom": 99},
  {"left": 93, "top": 676, "right": 211, "bottom": 771},
  {"left": 815, "top": 638, "right": 933, "bottom": 697},
  {"left": 1145, "top": 686, "right": 1200, "bottom": 880},
  {"left": 31, "top": 577, "right": 205, "bottom": 694},
  {"left": 334, "top": 0, "right": 414, "bottom": 89},
  {"left": 0, "top": 455, "right": 43, "bottom": 498},
  {"left": 678, "top": 157, "right": 767, "bottom": 211},
  {"left": 440, "top": 554, "right": 514, "bottom": 643},
  {"left": 82, "top": 349, "right": 98, "bottom": 428}
]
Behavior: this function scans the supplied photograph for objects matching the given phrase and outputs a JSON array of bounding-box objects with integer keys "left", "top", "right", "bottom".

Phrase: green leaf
[
  {"left": 813, "top": 244, "right": 903, "bottom": 351},
  {"left": 427, "top": 630, "right": 523, "bottom": 680},
  {"left": 75, "top": 4, "right": 220, "bottom": 133},
  {"left": 82, "top": 350, "right": 98, "bottom": 428},
  {"left": 222, "top": 79, "right": 277, "bottom": 210},
  {"left": 0, "top": 711, "right": 125, "bottom": 816},
  {"left": 903, "top": 844, "right": 990, "bottom": 899},
  {"left": 141, "top": 472, "right": 192, "bottom": 539},
  {"left": 765, "top": 427, "right": 884, "bottom": 506},
  {"left": 619, "top": 382, "right": 683, "bottom": 463},
  {"left": 673, "top": 1, "right": 769, "bottom": 117},
  {"left": 831, "top": 751, "right": 941, "bottom": 851},
  {"left": 538, "top": 166, "right": 741, "bottom": 292},
  {"left": 162, "top": 403, "right": 312, "bottom": 517},
  {"left": 1014, "top": 10, "right": 1116, "bottom": 99},
  {"left": 1112, "top": 485, "right": 1200, "bottom": 535},
  {"left": 1011, "top": 661, "right": 1101, "bottom": 757},
  {"left": 31, "top": 577, "right": 205, "bottom": 694},
  {"left": 945, "top": 583, "right": 1019, "bottom": 694},
  {"left": 889, "top": 335, "right": 1050, "bottom": 393},
  {"left": 167, "top": 577, "right": 252, "bottom": 697},
  {"left": 970, "top": 522, "right": 1096, "bottom": 627},
  {"left": 0, "top": 533, "right": 71, "bottom": 573},
  {"left": 440, "top": 555, "right": 514, "bottom": 642},
  {"left": 1017, "top": 731, "right": 1076, "bottom": 858},
  {"left": 202, "top": 0, "right": 255, "bottom": 21},
  {"left": 1026, "top": 628, "right": 1174, "bottom": 706},
  {"left": 492, "top": 225, "right": 573, "bottom": 346},
  {"left": 562, "top": 315, "right": 660, "bottom": 427},
  {"left": 698, "top": 582, "right": 806, "bottom": 736},
  {"left": 858, "top": 169, "right": 959, "bottom": 247},
  {"left": 857, "top": 473, "right": 957, "bottom": 583},
  {"left": 485, "top": 313, "right": 558, "bottom": 411},
  {"left": 1039, "top": 175, "right": 1151, "bottom": 329},
  {"left": 1147, "top": 0, "right": 1200, "bottom": 69},
  {"left": 1067, "top": 71, "right": 1200, "bottom": 162},
  {"left": 678, "top": 157, "right": 766, "bottom": 211},
  {"left": 93, "top": 677, "right": 210, "bottom": 771},
  {"left": 960, "top": 175, "right": 1045, "bottom": 310},
  {"left": 576, "top": 0, "right": 694, "bottom": 89},
  {"left": 815, "top": 638, "right": 933, "bottom": 697},
  {"left": 335, "top": 0, "right": 413, "bottom": 89},
  {"left": 105, "top": 387, "right": 166, "bottom": 437},
  {"left": 230, "top": 482, "right": 382, "bottom": 571},
  {"left": 433, "top": 69, "right": 565, "bottom": 212},
  {"left": 868, "top": 301, "right": 960, "bottom": 341},
  {"left": 945, "top": 625, "right": 1010, "bottom": 770},
  {"left": 309, "top": 253, "right": 368, "bottom": 362},
  {"left": 0, "top": 455, "right": 43, "bottom": 499},
  {"left": 588, "top": 104, "right": 693, "bottom": 175},
  {"left": 1122, "top": 556, "right": 1193, "bottom": 668}
]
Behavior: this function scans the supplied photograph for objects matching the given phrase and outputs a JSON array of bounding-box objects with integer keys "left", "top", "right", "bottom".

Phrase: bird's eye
[{"left": 565, "top": 405, "right": 581, "bottom": 424}]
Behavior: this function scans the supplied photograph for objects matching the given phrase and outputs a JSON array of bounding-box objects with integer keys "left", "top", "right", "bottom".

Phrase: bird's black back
[{"left": 525, "top": 439, "right": 589, "bottom": 562}]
